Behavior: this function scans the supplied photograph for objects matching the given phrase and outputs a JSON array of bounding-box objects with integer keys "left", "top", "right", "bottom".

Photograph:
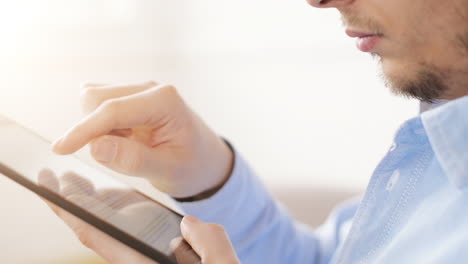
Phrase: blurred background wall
[
  {"left": 0, "top": 0, "right": 417, "bottom": 262},
  {"left": 0, "top": 0, "right": 418, "bottom": 189}
]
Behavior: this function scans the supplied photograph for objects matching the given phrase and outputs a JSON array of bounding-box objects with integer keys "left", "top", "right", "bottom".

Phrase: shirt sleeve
[{"left": 176, "top": 147, "right": 359, "bottom": 264}]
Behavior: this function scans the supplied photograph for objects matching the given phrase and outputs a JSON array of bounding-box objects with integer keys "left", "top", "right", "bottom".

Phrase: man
[{"left": 47, "top": 0, "right": 468, "bottom": 263}]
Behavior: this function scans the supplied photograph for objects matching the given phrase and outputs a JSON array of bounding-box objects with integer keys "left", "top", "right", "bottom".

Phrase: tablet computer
[{"left": 0, "top": 114, "right": 200, "bottom": 264}]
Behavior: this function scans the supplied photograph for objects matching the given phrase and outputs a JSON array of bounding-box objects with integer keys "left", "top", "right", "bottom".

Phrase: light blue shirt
[{"left": 177, "top": 95, "right": 468, "bottom": 263}]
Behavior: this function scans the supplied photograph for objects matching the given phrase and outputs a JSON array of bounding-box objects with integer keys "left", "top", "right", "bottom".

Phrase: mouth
[{"left": 345, "top": 29, "right": 383, "bottom": 53}]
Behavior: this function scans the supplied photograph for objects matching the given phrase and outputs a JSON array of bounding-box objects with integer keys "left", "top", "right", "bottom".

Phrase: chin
[
  {"left": 380, "top": 59, "right": 414, "bottom": 87},
  {"left": 379, "top": 58, "right": 446, "bottom": 102}
]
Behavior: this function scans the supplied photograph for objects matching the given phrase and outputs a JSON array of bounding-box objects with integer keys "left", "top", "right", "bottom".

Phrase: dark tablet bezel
[{"left": 0, "top": 161, "right": 182, "bottom": 264}]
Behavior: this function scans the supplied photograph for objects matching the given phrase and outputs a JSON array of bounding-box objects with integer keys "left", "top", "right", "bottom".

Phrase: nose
[{"left": 308, "top": 0, "right": 354, "bottom": 8}]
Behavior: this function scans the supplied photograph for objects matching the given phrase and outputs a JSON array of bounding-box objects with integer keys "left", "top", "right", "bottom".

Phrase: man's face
[{"left": 309, "top": 0, "right": 468, "bottom": 102}]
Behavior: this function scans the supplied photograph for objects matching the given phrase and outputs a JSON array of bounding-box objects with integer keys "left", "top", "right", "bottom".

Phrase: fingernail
[
  {"left": 181, "top": 216, "right": 198, "bottom": 231},
  {"left": 52, "top": 137, "right": 63, "bottom": 146},
  {"left": 51, "top": 137, "right": 64, "bottom": 152},
  {"left": 91, "top": 138, "right": 117, "bottom": 163}
]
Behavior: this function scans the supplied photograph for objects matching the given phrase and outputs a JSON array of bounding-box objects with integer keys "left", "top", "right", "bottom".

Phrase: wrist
[{"left": 175, "top": 138, "right": 234, "bottom": 202}]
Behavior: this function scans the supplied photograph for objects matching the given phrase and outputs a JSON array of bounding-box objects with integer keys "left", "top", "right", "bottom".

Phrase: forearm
[{"left": 176, "top": 147, "right": 320, "bottom": 263}]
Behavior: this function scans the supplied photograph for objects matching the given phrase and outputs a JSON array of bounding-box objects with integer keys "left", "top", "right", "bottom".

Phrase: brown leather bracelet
[{"left": 174, "top": 138, "right": 234, "bottom": 203}]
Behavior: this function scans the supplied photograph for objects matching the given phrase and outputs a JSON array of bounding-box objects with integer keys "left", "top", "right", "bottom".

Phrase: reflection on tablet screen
[{"left": 0, "top": 116, "right": 199, "bottom": 263}]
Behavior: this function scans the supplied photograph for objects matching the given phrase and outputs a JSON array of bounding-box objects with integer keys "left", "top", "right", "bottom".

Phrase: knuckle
[
  {"left": 80, "top": 86, "right": 98, "bottom": 100},
  {"left": 94, "top": 99, "right": 121, "bottom": 128},
  {"left": 156, "top": 85, "right": 185, "bottom": 111},
  {"left": 144, "top": 80, "right": 158, "bottom": 87},
  {"left": 74, "top": 226, "right": 94, "bottom": 249},
  {"left": 101, "top": 99, "right": 120, "bottom": 118},
  {"left": 80, "top": 82, "right": 94, "bottom": 89},
  {"left": 208, "top": 223, "right": 227, "bottom": 234},
  {"left": 79, "top": 87, "right": 101, "bottom": 112},
  {"left": 148, "top": 84, "right": 184, "bottom": 112},
  {"left": 160, "top": 84, "right": 180, "bottom": 98},
  {"left": 53, "top": 207, "right": 64, "bottom": 219}
]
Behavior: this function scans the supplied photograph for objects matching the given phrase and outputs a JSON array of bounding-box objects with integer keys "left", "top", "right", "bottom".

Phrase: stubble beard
[
  {"left": 384, "top": 17, "right": 468, "bottom": 102},
  {"left": 381, "top": 63, "right": 447, "bottom": 103},
  {"left": 380, "top": 30, "right": 468, "bottom": 103},
  {"left": 343, "top": 10, "right": 468, "bottom": 103}
]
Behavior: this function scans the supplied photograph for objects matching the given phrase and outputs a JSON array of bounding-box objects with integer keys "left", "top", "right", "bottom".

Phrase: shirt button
[
  {"left": 389, "top": 142, "right": 397, "bottom": 152},
  {"left": 386, "top": 170, "right": 400, "bottom": 191}
]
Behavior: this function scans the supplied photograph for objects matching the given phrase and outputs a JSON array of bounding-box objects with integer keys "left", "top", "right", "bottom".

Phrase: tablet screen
[{"left": 0, "top": 115, "right": 194, "bottom": 264}]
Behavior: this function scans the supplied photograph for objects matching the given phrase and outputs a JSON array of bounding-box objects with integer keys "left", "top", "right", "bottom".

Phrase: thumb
[
  {"left": 180, "top": 216, "right": 239, "bottom": 264},
  {"left": 90, "top": 135, "right": 161, "bottom": 177}
]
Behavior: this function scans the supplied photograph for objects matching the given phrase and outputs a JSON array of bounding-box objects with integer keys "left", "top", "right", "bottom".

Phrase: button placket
[
  {"left": 386, "top": 170, "right": 400, "bottom": 191},
  {"left": 389, "top": 142, "right": 397, "bottom": 152}
]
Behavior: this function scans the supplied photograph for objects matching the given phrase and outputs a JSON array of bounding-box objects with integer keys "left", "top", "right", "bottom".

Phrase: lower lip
[{"left": 356, "top": 35, "right": 382, "bottom": 52}]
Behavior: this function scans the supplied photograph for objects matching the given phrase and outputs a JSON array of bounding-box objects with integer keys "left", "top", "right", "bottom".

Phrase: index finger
[
  {"left": 52, "top": 85, "right": 175, "bottom": 154},
  {"left": 52, "top": 102, "right": 120, "bottom": 154}
]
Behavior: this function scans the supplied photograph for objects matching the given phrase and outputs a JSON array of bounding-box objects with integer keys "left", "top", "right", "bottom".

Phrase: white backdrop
[
  {"left": 0, "top": 1, "right": 419, "bottom": 262},
  {"left": 0, "top": 0, "right": 418, "bottom": 192}
]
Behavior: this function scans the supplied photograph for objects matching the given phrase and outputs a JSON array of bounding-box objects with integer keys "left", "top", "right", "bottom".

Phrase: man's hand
[
  {"left": 176, "top": 216, "right": 240, "bottom": 264},
  {"left": 38, "top": 170, "right": 240, "bottom": 264},
  {"left": 44, "top": 203, "right": 239, "bottom": 264},
  {"left": 52, "top": 82, "right": 234, "bottom": 199}
]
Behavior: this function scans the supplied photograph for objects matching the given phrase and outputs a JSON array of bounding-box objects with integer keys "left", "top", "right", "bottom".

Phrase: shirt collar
[
  {"left": 421, "top": 96, "right": 468, "bottom": 189},
  {"left": 419, "top": 100, "right": 449, "bottom": 113}
]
